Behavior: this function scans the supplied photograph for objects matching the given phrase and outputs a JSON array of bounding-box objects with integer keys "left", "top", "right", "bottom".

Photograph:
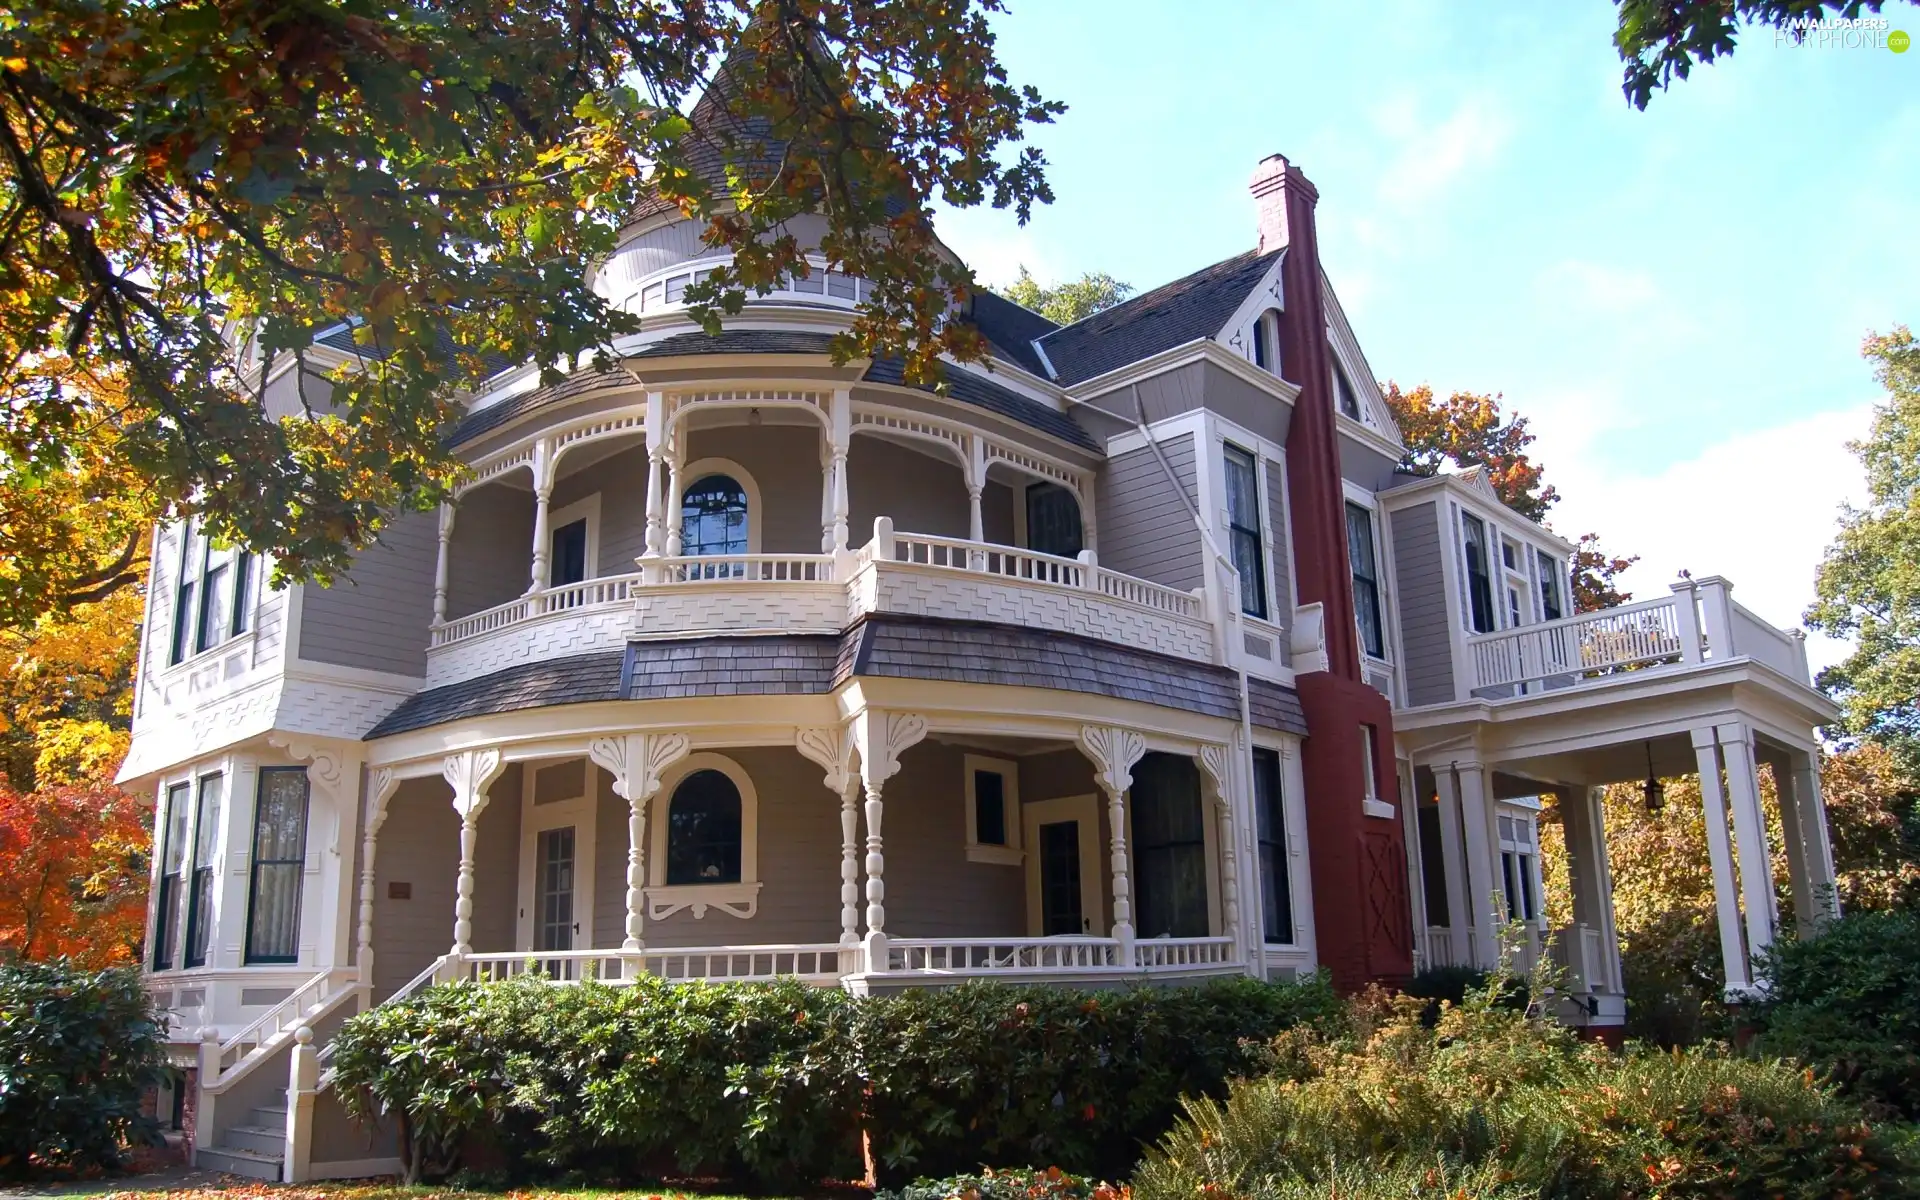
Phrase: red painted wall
[{"left": 1272, "top": 160, "right": 1414, "bottom": 990}]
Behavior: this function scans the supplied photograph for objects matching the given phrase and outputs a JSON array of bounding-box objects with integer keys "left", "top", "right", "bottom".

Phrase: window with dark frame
[
  {"left": 550, "top": 518, "right": 589, "bottom": 587},
  {"left": 972, "top": 768, "right": 1008, "bottom": 847},
  {"left": 1538, "top": 550, "right": 1564, "bottom": 621},
  {"left": 1461, "top": 513, "right": 1497, "bottom": 634},
  {"left": 1251, "top": 316, "right": 1271, "bottom": 371},
  {"left": 170, "top": 522, "right": 255, "bottom": 664},
  {"left": 182, "top": 773, "right": 223, "bottom": 968},
  {"left": 681, "top": 475, "right": 749, "bottom": 560},
  {"left": 245, "top": 768, "right": 310, "bottom": 964},
  {"left": 1024, "top": 483, "right": 1083, "bottom": 559},
  {"left": 1223, "top": 445, "right": 1268, "bottom": 619},
  {"left": 1346, "top": 502, "right": 1385, "bottom": 659},
  {"left": 1334, "top": 362, "right": 1362, "bottom": 420},
  {"left": 665, "top": 769, "right": 743, "bottom": 885},
  {"left": 1131, "top": 753, "right": 1209, "bottom": 939},
  {"left": 153, "top": 781, "right": 191, "bottom": 970},
  {"left": 1253, "top": 748, "right": 1293, "bottom": 945}
]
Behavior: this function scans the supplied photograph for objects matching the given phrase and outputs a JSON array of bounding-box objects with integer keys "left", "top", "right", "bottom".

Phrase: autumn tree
[
  {"left": 0, "top": 0, "right": 1060, "bottom": 623},
  {"left": 1614, "top": 0, "right": 1917, "bottom": 108},
  {"left": 1383, "top": 382, "right": 1639, "bottom": 612},
  {"left": 1807, "top": 327, "right": 1920, "bottom": 767},
  {"left": 1000, "top": 267, "right": 1133, "bottom": 325},
  {"left": 0, "top": 782, "right": 149, "bottom": 966}
]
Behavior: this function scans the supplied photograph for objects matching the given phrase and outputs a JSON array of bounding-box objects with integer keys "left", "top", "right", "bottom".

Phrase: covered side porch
[
  {"left": 1396, "top": 636, "right": 1842, "bottom": 1031},
  {"left": 356, "top": 695, "right": 1266, "bottom": 1000}
]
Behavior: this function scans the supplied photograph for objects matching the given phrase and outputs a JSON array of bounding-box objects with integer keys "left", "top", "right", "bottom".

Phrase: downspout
[{"left": 1071, "top": 383, "right": 1268, "bottom": 976}]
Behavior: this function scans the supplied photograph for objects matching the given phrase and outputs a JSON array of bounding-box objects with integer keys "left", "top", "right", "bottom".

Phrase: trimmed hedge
[
  {"left": 329, "top": 973, "right": 1340, "bottom": 1186},
  {"left": 1134, "top": 987, "right": 1920, "bottom": 1200},
  {"left": 1752, "top": 908, "right": 1920, "bottom": 1118},
  {"left": 0, "top": 961, "right": 167, "bottom": 1178}
]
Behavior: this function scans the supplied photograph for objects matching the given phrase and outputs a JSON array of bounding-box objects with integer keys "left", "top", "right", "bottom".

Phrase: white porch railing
[
  {"left": 888, "top": 937, "right": 1123, "bottom": 973},
  {"left": 204, "top": 968, "right": 358, "bottom": 1093},
  {"left": 1096, "top": 570, "right": 1205, "bottom": 619},
  {"left": 454, "top": 945, "right": 850, "bottom": 986},
  {"left": 652, "top": 553, "right": 836, "bottom": 584},
  {"left": 432, "top": 595, "right": 533, "bottom": 646},
  {"left": 1467, "top": 595, "right": 1684, "bottom": 696},
  {"left": 887, "top": 531, "right": 1090, "bottom": 588},
  {"left": 1550, "top": 924, "right": 1618, "bottom": 995},
  {"left": 1420, "top": 925, "right": 1481, "bottom": 970},
  {"left": 540, "top": 571, "right": 644, "bottom": 613},
  {"left": 1133, "top": 936, "right": 1237, "bottom": 970}
]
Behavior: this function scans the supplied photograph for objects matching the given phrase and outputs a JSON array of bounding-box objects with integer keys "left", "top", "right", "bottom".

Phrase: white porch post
[
  {"left": 443, "top": 749, "right": 505, "bottom": 956},
  {"left": 830, "top": 388, "right": 851, "bottom": 555},
  {"left": 665, "top": 438, "right": 686, "bottom": 557},
  {"left": 1767, "top": 746, "right": 1817, "bottom": 930},
  {"left": 356, "top": 769, "right": 401, "bottom": 1001},
  {"left": 1198, "top": 744, "right": 1242, "bottom": 953},
  {"left": 851, "top": 711, "right": 929, "bottom": 973},
  {"left": 642, "top": 391, "right": 667, "bottom": 571},
  {"left": 527, "top": 439, "right": 554, "bottom": 596},
  {"left": 1079, "top": 725, "right": 1148, "bottom": 957},
  {"left": 1449, "top": 761, "right": 1501, "bottom": 969},
  {"left": 1696, "top": 577, "right": 1736, "bottom": 660},
  {"left": 1788, "top": 747, "right": 1841, "bottom": 924},
  {"left": 1079, "top": 473, "right": 1098, "bottom": 555},
  {"left": 432, "top": 501, "right": 457, "bottom": 627},
  {"left": 796, "top": 726, "right": 862, "bottom": 948},
  {"left": 1690, "top": 726, "right": 1753, "bottom": 996},
  {"left": 1559, "top": 785, "right": 1623, "bottom": 995},
  {"left": 588, "top": 733, "right": 692, "bottom": 958},
  {"left": 283, "top": 1026, "right": 318, "bottom": 1183},
  {"left": 1718, "top": 722, "right": 1778, "bottom": 966},
  {"left": 1431, "top": 766, "right": 1472, "bottom": 964}
]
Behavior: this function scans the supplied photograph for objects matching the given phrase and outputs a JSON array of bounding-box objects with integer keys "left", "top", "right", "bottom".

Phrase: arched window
[
  {"left": 665, "top": 768, "right": 743, "bottom": 885},
  {"left": 681, "top": 474, "right": 748, "bottom": 557}
]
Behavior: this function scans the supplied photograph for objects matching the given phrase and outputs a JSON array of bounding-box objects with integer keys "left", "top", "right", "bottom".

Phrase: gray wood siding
[
  {"left": 296, "top": 508, "right": 436, "bottom": 676},
  {"left": 591, "top": 768, "right": 628, "bottom": 947},
  {"left": 261, "top": 362, "right": 337, "bottom": 421},
  {"left": 471, "top": 765, "right": 523, "bottom": 954},
  {"left": 1096, "top": 439, "right": 1203, "bottom": 591},
  {"left": 369, "top": 778, "right": 460, "bottom": 997},
  {"left": 1391, "top": 501, "right": 1457, "bottom": 706},
  {"left": 613, "top": 213, "right": 829, "bottom": 280},
  {"left": 550, "top": 443, "right": 647, "bottom": 576},
  {"left": 1341, "top": 437, "right": 1401, "bottom": 493},
  {"left": 1204, "top": 361, "right": 1290, "bottom": 446},
  {"left": 882, "top": 742, "right": 1025, "bottom": 937},
  {"left": 640, "top": 748, "right": 843, "bottom": 947},
  {"left": 446, "top": 483, "right": 535, "bottom": 620},
  {"left": 848, "top": 435, "right": 1014, "bottom": 545}
]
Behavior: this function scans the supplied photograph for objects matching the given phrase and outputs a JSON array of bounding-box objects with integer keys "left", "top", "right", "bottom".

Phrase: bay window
[
  {"left": 1253, "top": 748, "right": 1293, "bottom": 944},
  {"left": 1460, "top": 513, "right": 1496, "bottom": 634},
  {"left": 1346, "top": 502, "right": 1384, "bottom": 658},
  {"left": 245, "top": 768, "right": 310, "bottom": 964},
  {"left": 169, "top": 521, "right": 255, "bottom": 665},
  {"left": 182, "top": 773, "right": 224, "bottom": 968},
  {"left": 1223, "top": 444, "right": 1268, "bottom": 619},
  {"left": 152, "top": 781, "right": 190, "bottom": 970}
]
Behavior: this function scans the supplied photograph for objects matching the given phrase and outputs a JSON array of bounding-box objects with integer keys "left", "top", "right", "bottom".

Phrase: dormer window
[
  {"left": 1251, "top": 315, "right": 1273, "bottom": 372},
  {"left": 1333, "top": 361, "right": 1362, "bottom": 420}
]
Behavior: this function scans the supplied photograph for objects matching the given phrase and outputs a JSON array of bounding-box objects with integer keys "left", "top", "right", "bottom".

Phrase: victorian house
[{"left": 121, "top": 131, "right": 1840, "bottom": 1178}]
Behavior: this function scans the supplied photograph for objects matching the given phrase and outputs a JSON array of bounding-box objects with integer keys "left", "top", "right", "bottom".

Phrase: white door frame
[
  {"left": 1023, "top": 794, "right": 1105, "bottom": 937},
  {"left": 516, "top": 762, "right": 597, "bottom": 951}
]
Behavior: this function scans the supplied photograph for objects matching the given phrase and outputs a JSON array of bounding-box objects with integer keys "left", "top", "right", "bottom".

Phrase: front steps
[{"left": 198, "top": 1093, "right": 287, "bottom": 1180}]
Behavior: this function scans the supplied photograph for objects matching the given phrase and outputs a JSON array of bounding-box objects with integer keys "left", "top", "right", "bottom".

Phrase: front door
[
  {"left": 535, "top": 826, "right": 577, "bottom": 952},
  {"left": 517, "top": 759, "right": 597, "bottom": 975},
  {"left": 1022, "top": 795, "right": 1104, "bottom": 937}
]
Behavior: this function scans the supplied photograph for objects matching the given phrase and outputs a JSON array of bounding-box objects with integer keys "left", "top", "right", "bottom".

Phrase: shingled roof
[
  {"left": 966, "top": 290, "right": 1059, "bottom": 379},
  {"left": 364, "top": 616, "right": 1309, "bottom": 738},
  {"left": 1033, "top": 250, "right": 1281, "bottom": 387},
  {"left": 446, "top": 329, "right": 1097, "bottom": 452}
]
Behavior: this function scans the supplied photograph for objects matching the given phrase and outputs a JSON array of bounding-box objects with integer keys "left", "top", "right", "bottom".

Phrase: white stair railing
[{"left": 205, "top": 969, "right": 358, "bottom": 1094}]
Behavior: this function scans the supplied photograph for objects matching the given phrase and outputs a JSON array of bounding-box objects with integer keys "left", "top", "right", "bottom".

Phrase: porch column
[
  {"left": 852, "top": 712, "right": 929, "bottom": 972},
  {"left": 796, "top": 726, "right": 861, "bottom": 946},
  {"left": 1079, "top": 474, "right": 1098, "bottom": 555},
  {"left": 1079, "top": 725, "right": 1148, "bottom": 957},
  {"left": 1768, "top": 747, "right": 1817, "bottom": 930},
  {"left": 1718, "top": 722, "right": 1778, "bottom": 965},
  {"left": 1430, "top": 768, "right": 1472, "bottom": 964},
  {"left": 1690, "top": 726, "right": 1753, "bottom": 996},
  {"left": 829, "top": 388, "right": 851, "bottom": 555},
  {"left": 527, "top": 439, "right": 554, "bottom": 596},
  {"left": 1446, "top": 761, "right": 1500, "bottom": 969},
  {"left": 443, "top": 748, "right": 505, "bottom": 956},
  {"left": 355, "top": 770, "right": 401, "bottom": 1000},
  {"left": 1198, "top": 744, "right": 1242, "bottom": 952},
  {"left": 665, "top": 441, "right": 686, "bottom": 557},
  {"left": 1787, "top": 746, "right": 1841, "bottom": 924},
  {"left": 589, "top": 733, "right": 692, "bottom": 956},
  {"left": 642, "top": 391, "right": 666, "bottom": 567},
  {"left": 1558, "top": 785, "right": 1622, "bottom": 995},
  {"left": 432, "top": 501, "right": 457, "bottom": 627}
]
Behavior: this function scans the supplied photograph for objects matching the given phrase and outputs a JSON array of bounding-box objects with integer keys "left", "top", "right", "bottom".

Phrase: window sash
[
  {"left": 1251, "top": 318, "right": 1270, "bottom": 370},
  {"left": 1461, "top": 514, "right": 1496, "bottom": 634},
  {"left": 1223, "top": 447, "right": 1267, "bottom": 619},
  {"left": 183, "top": 773, "right": 223, "bottom": 969},
  {"left": 1253, "top": 749, "right": 1293, "bottom": 945},
  {"left": 972, "top": 769, "right": 1008, "bottom": 846},
  {"left": 196, "top": 562, "right": 230, "bottom": 653},
  {"left": 154, "top": 781, "right": 192, "bottom": 969},
  {"left": 1537, "top": 550, "right": 1563, "bottom": 621},
  {"left": 1346, "top": 503, "right": 1385, "bottom": 658},
  {"left": 245, "top": 768, "right": 310, "bottom": 964},
  {"left": 551, "top": 518, "right": 589, "bottom": 586},
  {"left": 665, "top": 769, "right": 743, "bottom": 885}
]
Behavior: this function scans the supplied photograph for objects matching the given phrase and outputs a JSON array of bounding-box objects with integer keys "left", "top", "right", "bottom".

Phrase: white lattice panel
[{"left": 866, "top": 565, "right": 1214, "bottom": 662}]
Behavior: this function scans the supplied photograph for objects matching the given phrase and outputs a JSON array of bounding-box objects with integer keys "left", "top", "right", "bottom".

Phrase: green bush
[
  {"left": 1752, "top": 908, "right": 1920, "bottom": 1118},
  {"left": 0, "top": 960, "right": 167, "bottom": 1178},
  {"left": 1400, "top": 964, "right": 1524, "bottom": 1025},
  {"left": 1133, "top": 987, "right": 1920, "bottom": 1200},
  {"left": 330, "top": 971, "right": 1339, "bottom": 1187},
  {"left": 876, "top": 1165, "right": 1126, "bottom": 1200}
]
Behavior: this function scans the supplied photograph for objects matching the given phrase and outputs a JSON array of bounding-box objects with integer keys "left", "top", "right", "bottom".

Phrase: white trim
[
  {"left": 646, "top": 752, "right": 760, "bottom": 918},
  {"left": 963, "top": 753, "right": 1023, "bottom": 865},
  {"left": 546, "top": 493, "right": 603, "bottom": 584},
  {"left": 678, "top": 457, "right": 762, "bottom": 555},
  {"left": 515, "top": 757, "right": 597, "bottom": 951},
  {"left": 1021, "top": 794, "right": 1104, "bottom": 935},
  {"left": 1064, "top": 338, "right": 1302, "bottom": 410},
  {"left": 1101, "top": 406, "right": 1208, "bottom": 458}
]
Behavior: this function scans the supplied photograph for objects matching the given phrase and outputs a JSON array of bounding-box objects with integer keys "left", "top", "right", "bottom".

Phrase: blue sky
[{"left": 931, "top": 1, "right": 1917, "bottom": 665}]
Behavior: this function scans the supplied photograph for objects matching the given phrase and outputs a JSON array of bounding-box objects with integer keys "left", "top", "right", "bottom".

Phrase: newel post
[
  {"left": 1696, "top": 576, "right": 1736, "bottom": 661},
  {"left": 588, "top": 732, "right": 692, "bottom": 963},
  {"left": 1669, "top": 576, "right": 1704, "bottom": 664},
  {"left": 284, "top": 1026, "right": 318, "bottom": 1183}
]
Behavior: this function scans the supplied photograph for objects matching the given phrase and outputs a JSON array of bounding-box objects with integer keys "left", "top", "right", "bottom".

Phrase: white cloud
[
  {"left": 1372, "top": 93, "right": 1514, "bottom": 217},
  {"left": 929, "top": 207, "right": 1068, "bottom": 291},
  {"left": 1547, "top": 407, "right": 1871, "bottom": 672}
]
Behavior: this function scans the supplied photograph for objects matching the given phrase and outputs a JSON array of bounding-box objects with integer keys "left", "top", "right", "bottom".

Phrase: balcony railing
[
  {"left": 424, "top": 520, "right": 1217, "bottom": 685},
  {"left": 1461, "top": 576, "right": 1810, "bottom": 701}
]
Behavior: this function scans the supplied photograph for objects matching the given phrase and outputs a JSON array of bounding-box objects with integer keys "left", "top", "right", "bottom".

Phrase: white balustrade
[
  {"left": 539, "top": 572, "right": 644, "bottom": 614},
  {"left": 1466, "top": 595, "right": 1685, "bottom": 696},
  {"left": 454, "top": 945, "right": 848, "bottom": 986},
  {"left": 432, "top": 596, "right": 533, "bottom": 647},
  {"left": 888, "top": 937, "right": 1122, "bottom": 973},
  {"left": 1728, "top": 600, "right": 1805, "bottom": 680},
  {"left": 206, "top": 969, "right": 358, "bottom": 1092},
  {"left": 1133, "top": 936, "right": 1236, "bottom": 970},
  {"left": 654, "top": 554, "right": 837, "bottom": 584},
  {"left": 887, "top": 531, "right": 1088, "bottom": 587},
  {"left": 1422, "top": 925, "right": 1478, "bottom": 969},
  {"left": 1097, "top": 570, "right": 1204, "bottom": 619}
]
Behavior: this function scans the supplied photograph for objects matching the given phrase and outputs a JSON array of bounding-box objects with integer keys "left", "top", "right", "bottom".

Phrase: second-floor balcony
[
  {"left": 1456, "top": 575, "right": 1812, "bottom": 702},
  {"left": 426, "top": 519, "right": 1212, "bottom": 688}
]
